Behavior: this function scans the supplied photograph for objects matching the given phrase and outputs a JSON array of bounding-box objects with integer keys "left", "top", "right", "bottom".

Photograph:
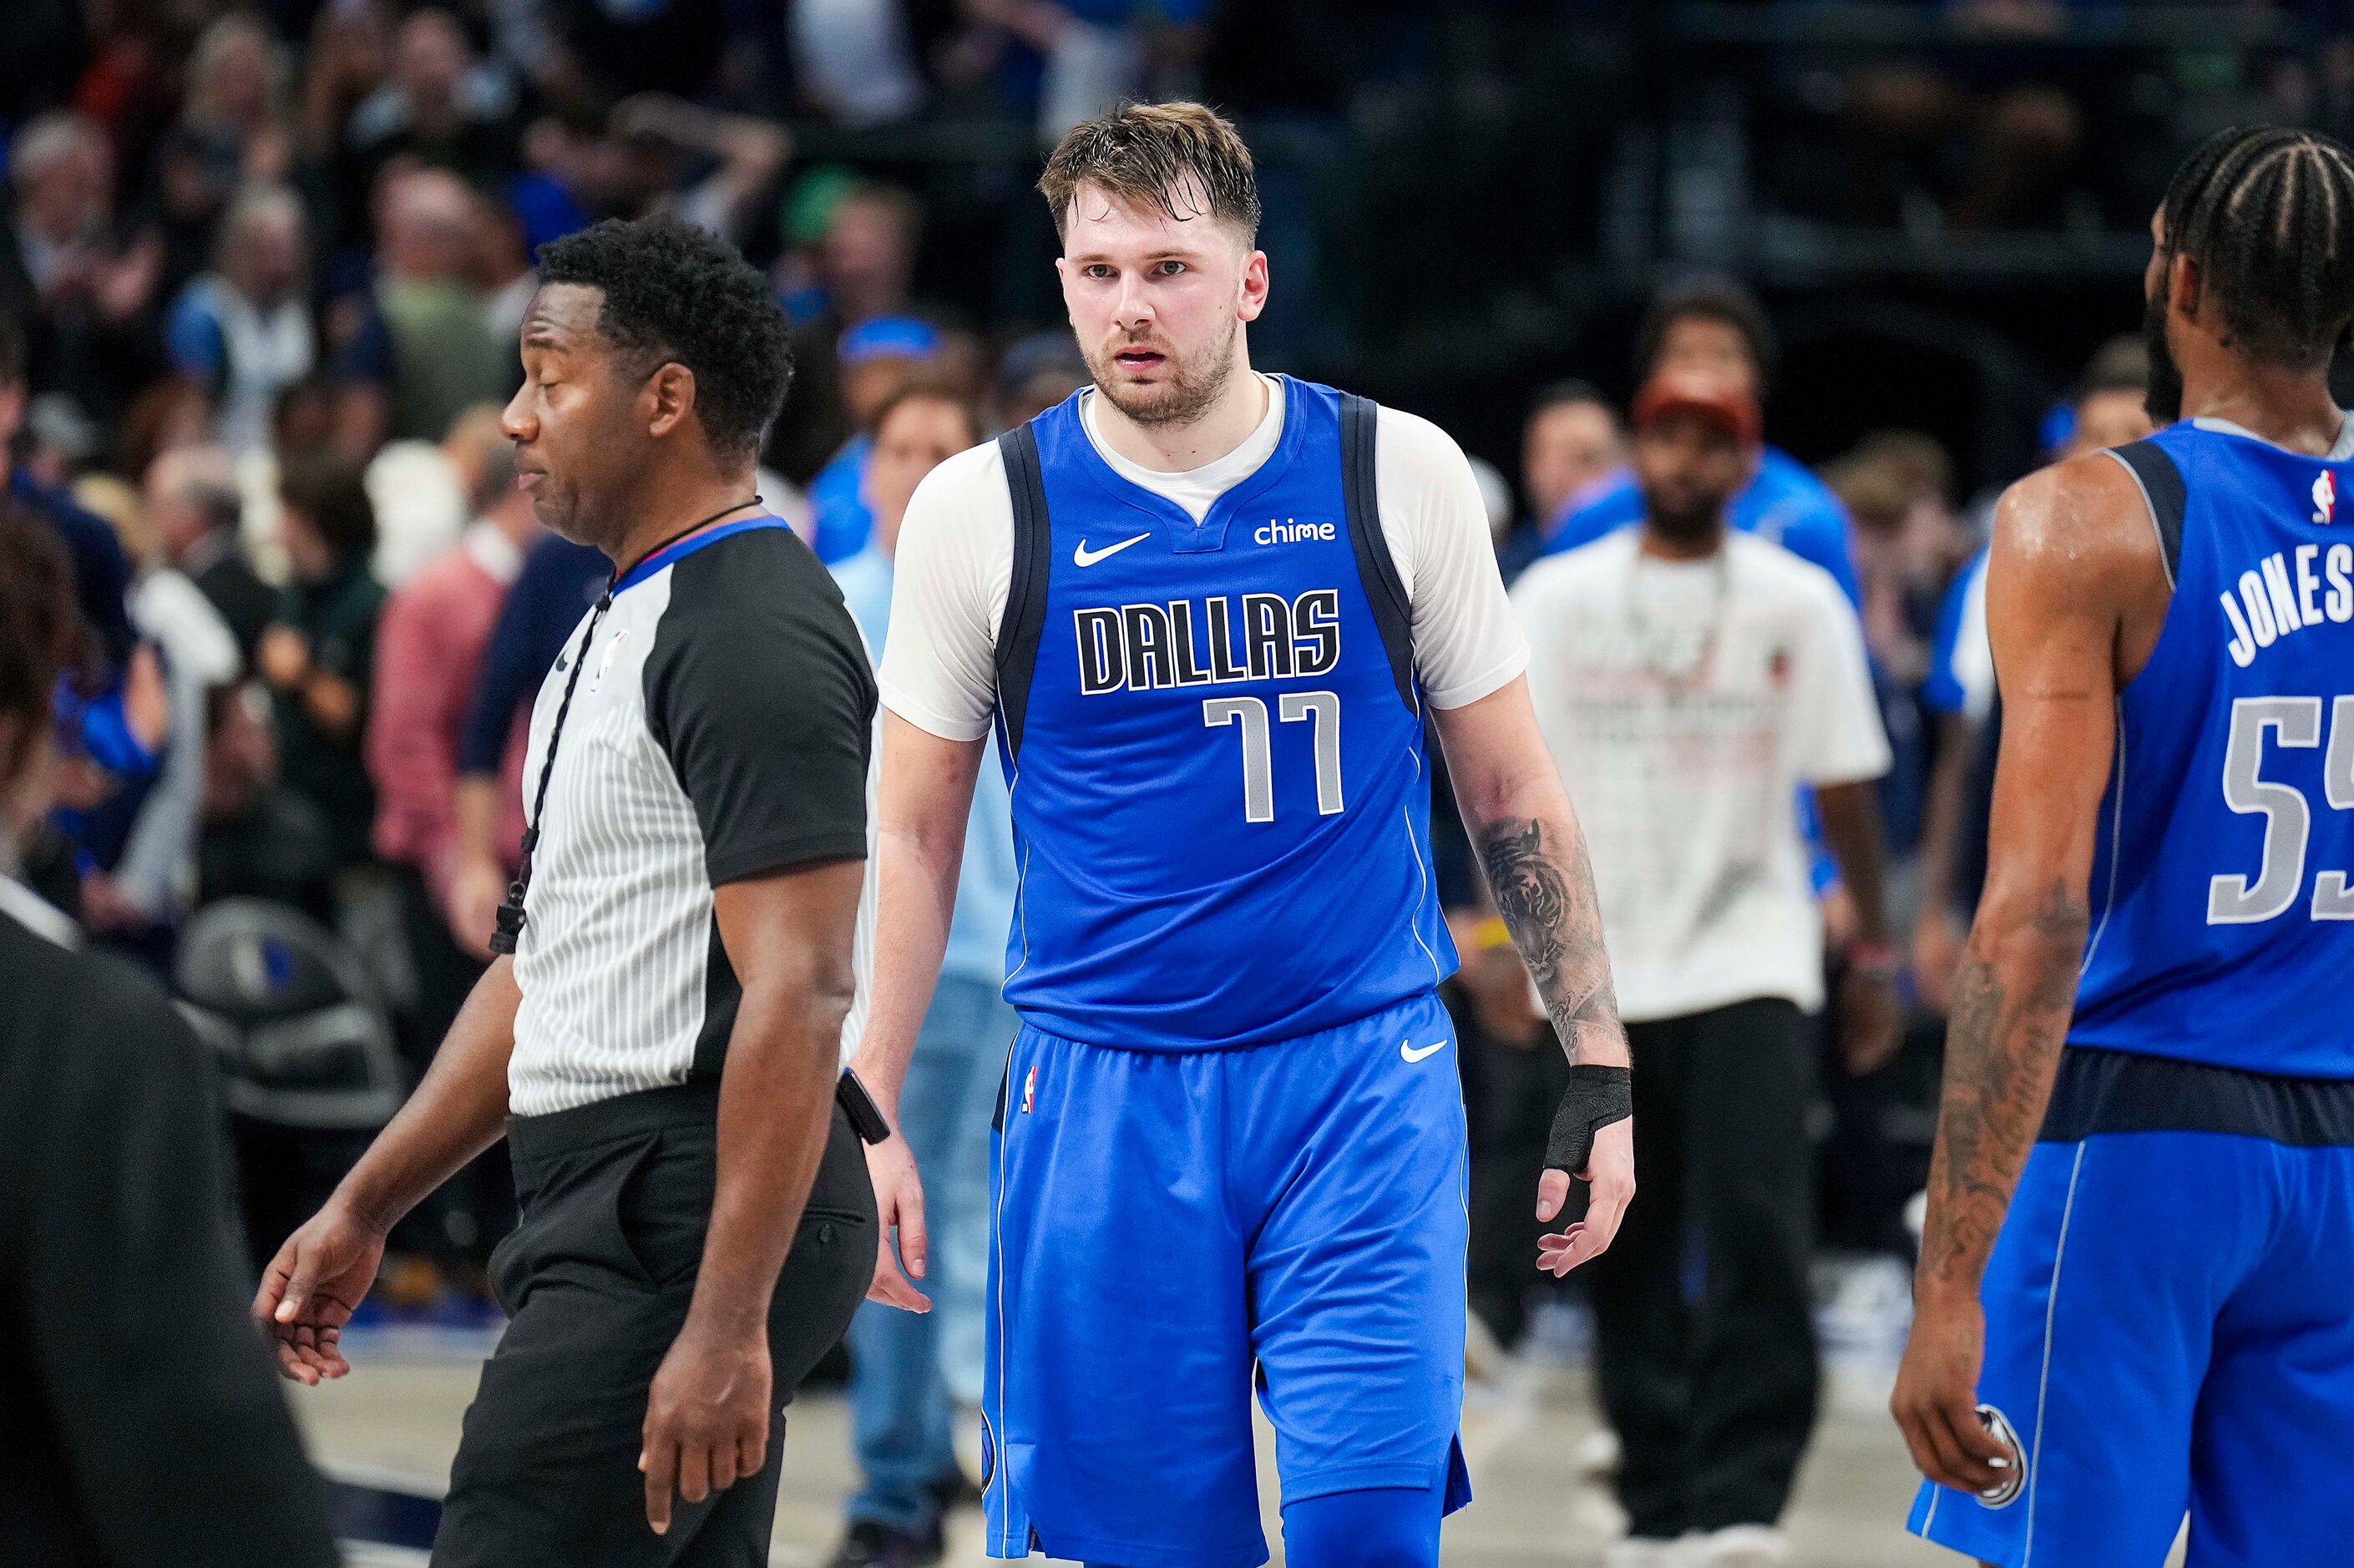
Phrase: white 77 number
[
  {"left": 2210, "top": 694, "right": 2354, "bottom": 923},
  {"left": 1202, "top": 692, "right": 1343, "bottom": 824}
]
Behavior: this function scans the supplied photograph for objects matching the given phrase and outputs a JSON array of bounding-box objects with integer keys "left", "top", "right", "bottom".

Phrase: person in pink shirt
[
  {"left": 365, "top": 436, "right": 539, "bottom": 1282},
  {"left": 369, "top": 440, "right": 538, "bottom": 928}
]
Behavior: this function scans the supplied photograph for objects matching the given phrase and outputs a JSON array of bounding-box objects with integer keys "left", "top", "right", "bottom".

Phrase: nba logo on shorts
[
  {"left": 1021, "top": 1065, "right": 1036, "bottom": 1114},
  {"left": 2314, "top": 470, "right": 2336, "bottom": 524}
]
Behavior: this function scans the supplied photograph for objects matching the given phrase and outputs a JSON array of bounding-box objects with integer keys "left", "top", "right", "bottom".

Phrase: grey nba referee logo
[{"left": 1975, "top": 1403, "right": 2025, "bottom": 1509}]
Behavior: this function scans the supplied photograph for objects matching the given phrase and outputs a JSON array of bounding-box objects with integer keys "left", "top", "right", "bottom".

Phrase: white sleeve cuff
[
  {"left": 880, "top": 685, "right": 995, "bottom": 744},
  {"left": 1423, "top": 645, "right": 1529, "bottom": 711}
]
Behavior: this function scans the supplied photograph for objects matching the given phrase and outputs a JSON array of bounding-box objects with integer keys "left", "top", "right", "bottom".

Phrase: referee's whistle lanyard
[
  {"left": 483, "top": 494, "right": 897, "bottom": 1146},
  {"left": 488, "top": 498, "right": 759, "bottom": 957}
]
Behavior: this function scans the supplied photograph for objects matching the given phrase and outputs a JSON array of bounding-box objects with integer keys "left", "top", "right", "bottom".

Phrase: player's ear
[
  {"left": 644, "top": 361, "right": 696, "bottom": 441},
  {"left": 1237, "top": 246, "right": 1269, "bottom": 325},
  {"left": 2169, "top": 250, "right": 2205, "bottom": 326}
]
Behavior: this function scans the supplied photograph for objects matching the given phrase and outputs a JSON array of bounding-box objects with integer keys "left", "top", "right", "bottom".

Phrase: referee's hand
[
  {"left": 253, "top": 1202, "right": 385, "bottom": 1384},
  {"left": 640, "top": 1321, "right": 772, "bottom": 1535},
  {"left": 862, "top": 1133, "right": 932, "bottom": 1313}
]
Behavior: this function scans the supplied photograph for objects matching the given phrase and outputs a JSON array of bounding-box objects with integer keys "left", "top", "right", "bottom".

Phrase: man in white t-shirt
[
  {"left": 1512, "top": 370, "right": 1897, "bottom": 1568},
  {"left": 852, "top": 102, "right": 1634, "bottom": 1568}
]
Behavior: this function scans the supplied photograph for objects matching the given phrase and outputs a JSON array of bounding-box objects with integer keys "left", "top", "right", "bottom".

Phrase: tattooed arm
[
  {"left": 1433, "top": 676, "right": 1629, "bottom": 1070},
  {"left": 1891, "top": 454, "right": 2168, "bottom": 1494},
  {"left": 1432, "top": 675, "right": 1634, "bottom": 1270}
]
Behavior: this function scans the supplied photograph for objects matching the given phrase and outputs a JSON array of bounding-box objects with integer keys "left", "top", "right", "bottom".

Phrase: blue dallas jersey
[
  {"left": 2072, "top": 421, "right": 2354, "bottom": 1078},
  {"left": 988, "top": 379, "right": 1455, "bottom": 1051}
]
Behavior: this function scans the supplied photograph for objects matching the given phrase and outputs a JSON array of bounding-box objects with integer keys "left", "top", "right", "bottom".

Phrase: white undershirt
[{"left": 881, "top": 375, "right": 1529, "bottom": 741}]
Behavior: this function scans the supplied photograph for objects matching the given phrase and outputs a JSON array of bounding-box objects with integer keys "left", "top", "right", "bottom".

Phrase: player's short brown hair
[{"left": 1039, "top": 102, "right": 1260, "bottom": 245}]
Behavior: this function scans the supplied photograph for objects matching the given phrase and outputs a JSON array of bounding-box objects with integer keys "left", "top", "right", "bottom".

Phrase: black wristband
[
  {"left": 1545, "top": 1064, "right": 1633, "bottom": 1176},
  {"left": 836, "top": 1069, "right": 891, "bottom": 1145}
]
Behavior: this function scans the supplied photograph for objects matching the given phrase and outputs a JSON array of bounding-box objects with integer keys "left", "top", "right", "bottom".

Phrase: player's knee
[{"left": 1280, "top": 1484, "right": 1443, "bottom": 1568}]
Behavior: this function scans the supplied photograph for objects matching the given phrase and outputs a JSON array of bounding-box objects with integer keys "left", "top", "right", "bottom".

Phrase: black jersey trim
[
  {"left": 2041, "top": 1044, "right": 2354, "bottom": 1146},
  {"left": 995, "top": 424, "right": 1053, "bottom": 757},
  {"left": 1339, "top": 392, "right": 1418, "bottom": 712},
  {"left": 2103, "top": 441, "right": 2186, "bottom": 590}
]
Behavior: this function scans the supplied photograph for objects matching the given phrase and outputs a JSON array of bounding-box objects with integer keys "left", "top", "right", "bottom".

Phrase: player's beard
[
  {"left": 1646, "top": 493, "right": 1728, "bottom": 552},
  {"left": 1086, "top": 315, "right": 1239, "bottom": 429},
  {"left": 2144, "top": 273, "right": 2185, "bottom": 426}
]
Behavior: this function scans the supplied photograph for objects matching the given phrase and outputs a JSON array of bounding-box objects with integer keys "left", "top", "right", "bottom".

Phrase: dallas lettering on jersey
[
  {"left": 2220, "top": 541, "right": 2354, "bottom": 667},
  {"left": 1074, "top": 589, "right": 1341, "bottom": 695}
]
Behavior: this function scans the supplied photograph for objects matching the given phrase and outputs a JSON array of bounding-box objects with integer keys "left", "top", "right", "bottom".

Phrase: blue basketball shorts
[
  {"left": 980, "top": 989, "right": 1475, "bottom": 1568},
  {"left": 1908, "top": 1130, "right": 2354, "bottom": 1567}
]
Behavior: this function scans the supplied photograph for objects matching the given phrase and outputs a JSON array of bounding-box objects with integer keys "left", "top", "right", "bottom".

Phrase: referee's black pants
[
  {"left": 1587, "top": 997, "right": 1820, "bottom": 1540},
  {"left": 433, "top": 1082, "right": 874, "bottom": 1567}
]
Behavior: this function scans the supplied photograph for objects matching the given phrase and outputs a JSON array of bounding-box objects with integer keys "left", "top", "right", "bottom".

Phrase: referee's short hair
[{"left": 538, "top": 216, "right": 794, "bottom": 464}]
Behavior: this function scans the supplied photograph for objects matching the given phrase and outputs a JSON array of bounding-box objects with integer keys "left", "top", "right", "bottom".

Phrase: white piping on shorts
[{"left": 2022, "top": 1141, "right": 2089, "bottom": 1568}]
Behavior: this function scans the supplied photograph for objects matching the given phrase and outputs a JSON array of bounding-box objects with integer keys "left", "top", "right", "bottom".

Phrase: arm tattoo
[
  {"left": 1478, "top": 817, "right": 1626, "bottom": 1064},
  {"left": 1917, "top": 878, "right": 2089, "bottom": 1294}
]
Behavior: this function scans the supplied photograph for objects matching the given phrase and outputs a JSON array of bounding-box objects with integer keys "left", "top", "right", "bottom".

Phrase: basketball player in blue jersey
[
  {"left": 848, "top": 103, "right": 1637, "bottom": 1568},
  {"left": 1896, "top": 125, "right": 2354, "bottom": 1568}
]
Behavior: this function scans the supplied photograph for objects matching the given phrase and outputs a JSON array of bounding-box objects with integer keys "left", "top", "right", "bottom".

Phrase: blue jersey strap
[{"left": 2103, "top": 438, "right": 2187, "bottom": 588}]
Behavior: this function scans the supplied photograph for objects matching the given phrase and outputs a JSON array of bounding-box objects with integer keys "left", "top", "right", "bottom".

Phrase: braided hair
[{"left": 2159, "top": 125, "right": 2354, "bottom": 369}]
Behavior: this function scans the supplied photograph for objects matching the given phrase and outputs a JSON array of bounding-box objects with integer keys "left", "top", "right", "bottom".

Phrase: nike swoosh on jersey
[
  {"left": 1073, "top": 532, "right": 1152, "bottom": 568},
  {"left": 1400, "top": 1039, "right": 1450, "bottom": 1063}
]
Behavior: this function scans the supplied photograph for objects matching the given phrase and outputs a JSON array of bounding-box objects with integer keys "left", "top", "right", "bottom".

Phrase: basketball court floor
[{"left": 297, "top": 1324, "right": 1956, "bottom": 1567}]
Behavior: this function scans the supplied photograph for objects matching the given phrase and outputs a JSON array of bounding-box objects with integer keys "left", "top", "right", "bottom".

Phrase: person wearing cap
[
  {"left": 1541, "top": 277, "right": 1860, "bottom": 609},
  {"left": 1510, "top": 370, "right": 1899, "bottom": 1568}
]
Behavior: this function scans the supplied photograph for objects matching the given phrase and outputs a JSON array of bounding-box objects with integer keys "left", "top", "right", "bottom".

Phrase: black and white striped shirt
[{"left": 508, "top": 519, "right": 874, "bottom": 1117}]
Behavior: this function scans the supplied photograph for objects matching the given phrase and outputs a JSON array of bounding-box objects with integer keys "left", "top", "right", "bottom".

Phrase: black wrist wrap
[{"left": 1545, "top": 1065, "right": 1633, "bottom": 1176}]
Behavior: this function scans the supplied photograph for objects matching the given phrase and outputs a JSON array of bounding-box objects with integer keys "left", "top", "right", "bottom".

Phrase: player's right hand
[
  {"left": 253, "top": 1201, "right": 386, "bottom": 1384},
  {"left": 1891, "top": 1284, "right": 2015, "bottom": 1495},
  {"left": 863, "top": 1133, "right": 931, "bottom": 1313},
  {"left": 1536, "top": 1115, "right": 1634, "bottom": 1276}
]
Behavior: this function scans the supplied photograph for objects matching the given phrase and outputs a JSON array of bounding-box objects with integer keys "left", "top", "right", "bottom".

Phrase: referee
[{"left": 256, "top": 217, "right": 878, "bottom": 1566}]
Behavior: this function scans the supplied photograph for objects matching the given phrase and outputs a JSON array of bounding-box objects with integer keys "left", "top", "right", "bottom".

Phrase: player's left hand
[
  {"left": 1891, "top": 1284, "right": 2015, "bottom": 1495},
  {"left": 640, "top": 1318, "right": 772, "bottom": 1536},
  {"left": 1536, "top": 1115, "right": 1634, "bottom": 1276},
  {"left": 861, "top": 1132, "right": 931, "bottom": 1313}
]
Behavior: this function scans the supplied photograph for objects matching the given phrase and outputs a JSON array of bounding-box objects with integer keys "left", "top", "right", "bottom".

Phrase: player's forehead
[{"left": 1060, "top": 175, "right": 1242, "bottom": 262}]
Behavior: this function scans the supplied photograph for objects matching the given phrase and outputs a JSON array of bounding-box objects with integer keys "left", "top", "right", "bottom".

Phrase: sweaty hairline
[{"left": 1056, "top": 175, "right": 1255, "bottom": 257}]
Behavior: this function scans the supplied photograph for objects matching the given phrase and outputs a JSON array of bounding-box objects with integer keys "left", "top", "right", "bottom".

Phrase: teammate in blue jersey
[
  {"left": 851, "top": 103, "right": 1636, "bottom": 1568},
  {"left": 1896, "top": 125, "right": 2354, "bottom": 1567}
]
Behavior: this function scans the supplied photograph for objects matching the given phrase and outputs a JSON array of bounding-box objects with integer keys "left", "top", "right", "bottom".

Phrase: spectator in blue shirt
[
  {"left": 163, "top": 188, "right": 314, "bottom": 458},
  {"left": 1543, "top": 276, "right": 1862, "bottom": 608},
  {"left": 810, "top": 314, "right": 944, "bottom": 564},
  {"left": 826, "top": 382, "right": 1017, "bottom": 1568}
]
